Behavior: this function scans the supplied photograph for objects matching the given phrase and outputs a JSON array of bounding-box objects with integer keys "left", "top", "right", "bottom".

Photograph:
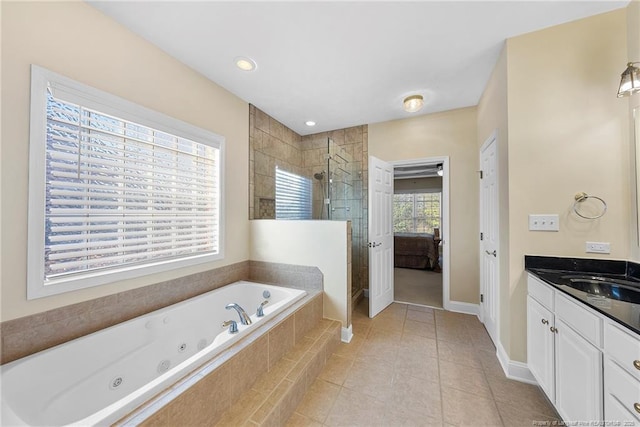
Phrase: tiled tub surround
[
  {"left": 1, "top": 282, "right": 309, "bottom": 426},
  {"left": 118, "top": 293, "right": 334, "bottom": 426},
  {"left": 249, "top": 261, "right": 324, "bottom": 292},
  {"left": 0, "top": 261, "right": 249, "bottom": 364},
  {"left": 1, "top": 260, "right": 324, "bottom": 365}
]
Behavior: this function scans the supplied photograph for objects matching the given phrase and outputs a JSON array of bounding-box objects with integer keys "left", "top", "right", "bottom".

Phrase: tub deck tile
[{"left": 221, "top": 319, "right": 341, "bottom": 427}]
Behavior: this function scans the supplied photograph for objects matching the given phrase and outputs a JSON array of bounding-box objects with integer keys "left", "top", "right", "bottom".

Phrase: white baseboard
[
  {"left": 341, "top": 325, "right": 353, "bottom": 343},
  {"left": 445, "top": 300, "right": 480, "bottom": 316},
  {"left": 496, "top": 342, "right": 537, "bottom": 385}
]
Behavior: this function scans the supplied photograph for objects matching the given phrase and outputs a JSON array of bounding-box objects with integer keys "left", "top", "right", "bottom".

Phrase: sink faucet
[{"left": 225, "top": 303, "right": 252, "bottom": 325}]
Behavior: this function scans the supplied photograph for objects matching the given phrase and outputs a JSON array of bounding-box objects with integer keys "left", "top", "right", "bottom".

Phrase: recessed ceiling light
[
  {"left": 235, "top": 57, "right": 256, "bottom": 71},
  {"left": 403, "top": 94, "right": 424, "bottom": 113},
  {"left": 305, "top": 121, "right": 316, "bottom": 127}
]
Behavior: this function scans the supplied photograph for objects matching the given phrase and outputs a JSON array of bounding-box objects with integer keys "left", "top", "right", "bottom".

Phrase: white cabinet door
[
  {"left": 555, "top": 317, "right": 603, "bottom": 422},
  {"left": 527, "top": 296, "right": 555, "bottom": 401}
]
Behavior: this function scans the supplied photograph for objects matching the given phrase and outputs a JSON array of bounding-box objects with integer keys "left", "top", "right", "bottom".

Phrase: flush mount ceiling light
[
  {"left": 235, "top": 57, "right": 257, "bottom": 72},
  {"left": 305, "top": 121, "right": 316, "bottom": 127},
  {"left": 617, "top": 62, "right": 640, "bottom": 97},
  {"left": 403, "top": 94, "right": 424, "bottom": 113},
  {"left": 437, "top": 164, "right": 443, "bottom": 176}
]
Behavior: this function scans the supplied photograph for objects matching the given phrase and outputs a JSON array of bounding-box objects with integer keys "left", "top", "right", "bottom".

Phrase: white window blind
[
  {"left": 28, "top": 65, "right": 224, "bottom": 299},
  {"left": 275, "top": 167, "right": 312, "bottom": 220}
]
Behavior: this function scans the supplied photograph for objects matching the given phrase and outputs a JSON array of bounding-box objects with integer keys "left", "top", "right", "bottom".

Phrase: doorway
[{"left": 392, "top": 157, "right": 450, "bottom": 309}]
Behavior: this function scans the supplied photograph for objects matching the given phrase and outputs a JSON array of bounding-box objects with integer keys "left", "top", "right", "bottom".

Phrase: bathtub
[{"left": 1, "top": 281, "right": 307, "bottom": 426}]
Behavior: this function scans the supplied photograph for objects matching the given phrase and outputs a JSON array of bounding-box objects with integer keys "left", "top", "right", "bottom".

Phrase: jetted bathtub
[{"left": 1, "top": 281, "right": 307, "bottom": 426}]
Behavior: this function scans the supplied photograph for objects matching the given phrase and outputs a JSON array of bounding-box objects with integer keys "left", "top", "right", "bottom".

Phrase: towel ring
[{"left": 572, "top": 192, "right": 607, "bottom": 220}]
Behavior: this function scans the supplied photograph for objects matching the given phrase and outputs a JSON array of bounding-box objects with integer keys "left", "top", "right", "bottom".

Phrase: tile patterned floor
[{"left": 286, "top": 300, "right": 560, "bottom": 426}]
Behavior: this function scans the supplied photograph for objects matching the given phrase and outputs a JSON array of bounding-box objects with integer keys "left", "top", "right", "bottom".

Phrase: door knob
[
  {"left": 485, "top": 250, "right": 497, "bottom": 257},
  {"left": 541, "top": 319, "right": 549, "bottom": 325}
]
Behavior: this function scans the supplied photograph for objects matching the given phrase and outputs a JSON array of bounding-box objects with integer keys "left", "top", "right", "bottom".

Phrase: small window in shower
[{"left": 275, "top": 167, "right": 312, "bottom": 220}]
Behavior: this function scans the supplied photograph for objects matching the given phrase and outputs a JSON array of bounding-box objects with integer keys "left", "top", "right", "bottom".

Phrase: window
[
  {"left": 393, "top": 192, "right": 441, "bottom": 234},
  {"left": 275, "top": 167, "right": 312, "bottom": 220},
  {"left": 28, "top": 66, "right": 224, "bottom": 299}
]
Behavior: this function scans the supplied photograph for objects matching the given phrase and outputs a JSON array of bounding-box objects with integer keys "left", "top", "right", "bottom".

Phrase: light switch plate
[
  {"left": 528, "top": 214, "right": 560, "bottom": 231},
  {"left": 586, "top": 242, "right": 610, "bottom": 254}
]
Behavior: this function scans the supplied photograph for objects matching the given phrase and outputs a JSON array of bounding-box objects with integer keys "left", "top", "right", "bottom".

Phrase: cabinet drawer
[
  {"left": 605, "top": 321, "right": 640, "bottom": 381},
  {"left": 605, "top": 392, "right": 640, "bottom": 426},
  {"left": 605, "top": 358, "right": 640, "bottom": 422},
  {"left": 555, "top": 292, "right": 602, "bottom": 347},
  {"left": 528, "top": 274, "right": 554, "bottom": 310}
]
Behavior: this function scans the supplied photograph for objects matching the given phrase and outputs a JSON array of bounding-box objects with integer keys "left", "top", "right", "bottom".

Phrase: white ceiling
[{"left": 88, "top": 1, "right": 628, "bottom": 136}]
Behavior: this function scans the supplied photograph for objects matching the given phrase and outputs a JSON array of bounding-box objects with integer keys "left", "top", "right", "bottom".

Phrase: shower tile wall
[
  {"left": 249, "top": 105, "right": 369, "bottom": 301},
  {"left": 249, "top": 105, "right": 303, "bottom": 220}
]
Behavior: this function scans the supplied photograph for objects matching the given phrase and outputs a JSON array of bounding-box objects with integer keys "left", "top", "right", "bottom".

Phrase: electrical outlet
[
  {"left": 528, "top": 214, "right": 560, "bottom": 231},
  {"left": 586, "top": 242, "right": 610, "bottom": 254}
]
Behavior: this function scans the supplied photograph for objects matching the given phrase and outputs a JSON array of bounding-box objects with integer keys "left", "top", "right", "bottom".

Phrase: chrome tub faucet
[{"left": 225, "top": 303, "right": 252, "bottom": 325}]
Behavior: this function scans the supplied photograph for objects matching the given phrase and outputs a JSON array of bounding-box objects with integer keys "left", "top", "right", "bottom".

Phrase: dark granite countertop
[{"left": 525, "top": 256, "right": 640, "bottom": 335}]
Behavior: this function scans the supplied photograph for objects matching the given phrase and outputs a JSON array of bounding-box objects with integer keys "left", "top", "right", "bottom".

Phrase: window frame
[
  {"left": 27, "top": 65, "right": 225, "bottom": 299},
  {"left": 393, "top": 191, "right": 441, "bottom": 234}
]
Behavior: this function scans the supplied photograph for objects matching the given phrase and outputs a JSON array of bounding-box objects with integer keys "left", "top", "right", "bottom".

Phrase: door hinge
[
  {"left": 480, "top": 232, "right": 484, "bottom": 241},
  {"left": 480, "top": 294, "right": 484, "bottom": 303},
  {"left": 479, "top": 170, "right": 484, "bottom": 179}
]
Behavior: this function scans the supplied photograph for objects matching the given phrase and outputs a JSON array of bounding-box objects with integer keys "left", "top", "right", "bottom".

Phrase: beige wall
[
  {"left": 1, "top": 2, "right": 249, "bottom": 321},
  {"left": 506, "top": 9, "right": 630, "bottom": 362},
  {"left": 369, "top": 107, "right": 479, "bottom": 303},
  {"left": 250, "top": 220, "right": 350, "bottom": 326},
  {"left": 476, "top": 46, "right": 510, "bottom": 354}
]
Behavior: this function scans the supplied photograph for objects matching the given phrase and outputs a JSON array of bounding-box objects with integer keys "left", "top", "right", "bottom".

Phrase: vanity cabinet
[
  {"left": 604, "top": 321, "right": 640, "bottom": 425},
  {"left": 527, "top": 275, "right": 603, "bottom": 422},
  {"left": 527, "top": 296, "right": 555, "bottom": 400}
]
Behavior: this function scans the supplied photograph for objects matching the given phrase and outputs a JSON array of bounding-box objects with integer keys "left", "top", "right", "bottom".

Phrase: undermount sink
[{"left": 559, "top": 275, "right": 640, "bottom": 304}]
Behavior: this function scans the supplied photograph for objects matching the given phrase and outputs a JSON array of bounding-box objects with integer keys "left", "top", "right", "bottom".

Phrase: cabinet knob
[
  {"left": 549, "top": 326, "right": 558, "bottom": 333},
  {"left": 634, "top": 360, "right": 640, "bottom": 371},
  {"left": 541, "top": 319, "right": 549, "bottom": 325},
  {"left": 634, "top": 402, "right": 640, "bottom": 414}
]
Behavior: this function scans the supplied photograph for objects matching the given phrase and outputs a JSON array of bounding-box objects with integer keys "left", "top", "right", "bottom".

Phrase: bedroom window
[
  {"left": 393, "top": 192, "right": 441, "bottom": 234},
  {"left": 28, "top": 65, "right": 225, "bottom": 299}
]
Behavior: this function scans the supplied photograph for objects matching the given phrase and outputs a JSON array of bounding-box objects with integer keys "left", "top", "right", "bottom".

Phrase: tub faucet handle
[
  {"left": 222, "top": 320, "right": 238, "bottom": 334},
  {"left": 257, "top": 300, "right": 269, "bottom": 317}
]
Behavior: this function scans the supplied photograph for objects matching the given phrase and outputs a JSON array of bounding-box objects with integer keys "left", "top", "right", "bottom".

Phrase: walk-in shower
[{"left": 311, "top": 138, "right": 354, "bottom": 221}]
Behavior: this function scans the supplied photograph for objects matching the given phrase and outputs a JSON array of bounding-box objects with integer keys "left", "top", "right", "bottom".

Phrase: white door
[
  {"left": 480, "top": 135, "right": 499, "bottom": 345},
  {"left": 554, "top": 318, "right": 603, "bottom": 422},
  {"left": 368, "top": 156, "right": 394, "bottom": 318},
  {"left": 527, "top": 296, "right": 555, "bottom": 401}
]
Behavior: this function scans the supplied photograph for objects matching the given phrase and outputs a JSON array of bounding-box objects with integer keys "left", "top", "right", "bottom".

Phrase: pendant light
[{"left": 617, "top": 62, "right": 640, "bottom": 97}]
